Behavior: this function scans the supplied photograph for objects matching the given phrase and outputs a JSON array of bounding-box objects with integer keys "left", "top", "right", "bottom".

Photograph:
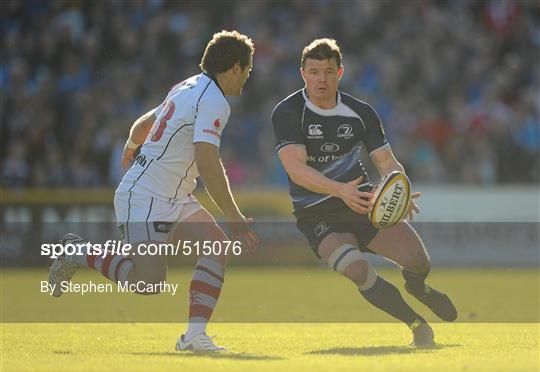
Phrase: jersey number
[{"left": 151, "top": 100, "right": 176, "bottom": 142}]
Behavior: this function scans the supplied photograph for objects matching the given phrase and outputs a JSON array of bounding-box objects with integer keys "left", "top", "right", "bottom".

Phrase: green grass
[
  {"left": 1, "top": 268, "right": 539, "bottom": 371},
  {"left": 1, "top": 267, "right": 538, "bottom": 322},
  {"left": 1, "top": 323, "right": 538, "bottom": 371}
]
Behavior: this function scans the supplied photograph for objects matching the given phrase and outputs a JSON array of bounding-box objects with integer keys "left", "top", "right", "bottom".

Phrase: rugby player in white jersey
[
  {"left": 48, "top": 30, "right": 259, "bottom": 351},
  {"left": 272, "top": 39, "right": 456, "bottom": 347}
]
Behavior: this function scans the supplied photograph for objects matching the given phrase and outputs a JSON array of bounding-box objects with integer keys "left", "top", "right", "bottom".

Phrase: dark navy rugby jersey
[{"left": 272, "top": 88, "right": 389, "bottom": 212}]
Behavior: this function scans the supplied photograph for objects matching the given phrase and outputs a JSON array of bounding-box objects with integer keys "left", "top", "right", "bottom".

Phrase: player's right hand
[
  {"left": 121, "top": 143, "right": 137, "bottom": 170},
  {"left": 228, "top": 216, "right": 260, "bottom": 252},
  {"left": 336, "top": 176, "right": 371, "bottom": 215}
]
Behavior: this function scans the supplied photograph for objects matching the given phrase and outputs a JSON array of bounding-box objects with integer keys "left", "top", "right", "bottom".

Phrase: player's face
[
  {"left": 301, "top": 58, "right": 343, "bottom": 105},
  {"left": 235, "top": 56, "right": 253, "bottom": 96}
]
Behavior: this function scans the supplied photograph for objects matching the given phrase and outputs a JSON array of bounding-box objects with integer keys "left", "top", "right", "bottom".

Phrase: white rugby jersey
[{"left": 116, "top": 73, "right": 230, "bottom": 202}]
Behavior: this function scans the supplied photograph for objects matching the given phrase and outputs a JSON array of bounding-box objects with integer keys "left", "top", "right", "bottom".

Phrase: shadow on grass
[
  {"left": 127, "top": 351, "right": 283, "bottom": 361},
  {"left": 52, "top": 350, "right": 73, "bottom": 355},
  {"left": 306, "top": 344, "right": 462, "bottom": 356}
]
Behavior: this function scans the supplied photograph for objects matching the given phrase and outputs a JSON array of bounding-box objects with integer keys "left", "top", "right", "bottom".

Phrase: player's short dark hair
[
  {"left": 200, "top": 30, "right": 254, "bottom": 74},
  {"left": 301, "top": 38, "right": 342, "bottom": 68}
]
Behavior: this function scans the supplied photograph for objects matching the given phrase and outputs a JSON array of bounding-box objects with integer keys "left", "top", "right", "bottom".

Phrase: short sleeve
[
  {"left": 192, "top": 96, "right": 230, "bottom": 148},
  {"left": 362, "top": 103, "right": 388, "bottom": 154},
  {"left": 271, "top": 106, "right": 304, "bottom": 154},
  {"left": 153, "top": 102, "right": 164, "bottom": 118}
]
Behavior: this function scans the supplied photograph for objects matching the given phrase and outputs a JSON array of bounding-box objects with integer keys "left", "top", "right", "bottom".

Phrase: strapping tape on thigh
[{"left": 327, "top": 244, "right": 364, "bottom": 274}]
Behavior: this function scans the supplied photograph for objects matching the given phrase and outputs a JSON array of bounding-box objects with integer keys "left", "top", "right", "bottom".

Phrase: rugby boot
[{"left": 406, "top": 283, "right": 458, "bottom": 322}]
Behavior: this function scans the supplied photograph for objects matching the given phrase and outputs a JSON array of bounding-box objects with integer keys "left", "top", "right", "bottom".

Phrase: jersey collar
[
  {"left": 203, "top": 72, "right": 225, "bottom": 97},
  {"left": 302, "top": 88, "right": 342, "bottom": 115}
]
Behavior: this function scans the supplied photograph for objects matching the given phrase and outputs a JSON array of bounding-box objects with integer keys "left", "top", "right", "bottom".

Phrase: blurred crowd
[{"left": 1, "top": 0, "right": 539, "bottom": 189}]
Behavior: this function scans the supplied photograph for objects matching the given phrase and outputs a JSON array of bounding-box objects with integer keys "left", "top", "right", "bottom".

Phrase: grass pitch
[
  {"left": 1, "top": 267, "right": 539, "bottom": 371},
  {"left": 2, "top": 323, "right": 538, "bottom": 371}
]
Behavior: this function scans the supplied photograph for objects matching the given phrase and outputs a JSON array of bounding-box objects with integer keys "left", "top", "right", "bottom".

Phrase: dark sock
[
  {"left": 360, "top": 276, "right": 425, "bottom": 326},
  {"left": 402, "top": 268, "right": 430, "bottom": 297}
]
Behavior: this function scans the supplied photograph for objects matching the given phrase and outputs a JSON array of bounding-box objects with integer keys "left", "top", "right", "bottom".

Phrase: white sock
[
  {"left": 184, "top": 320, "right": 207, "bottom": 341},
  {"left": 71, "top": 247, "right": 89, "bottom": 267}
]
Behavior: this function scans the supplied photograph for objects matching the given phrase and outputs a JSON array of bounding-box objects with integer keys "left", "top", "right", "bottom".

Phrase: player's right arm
[
  {"left": 121, "top": 109, "right": 157, "bottom": 169},
  {"left": 278, "top": 145, "right": 370, "bottom": 214}
]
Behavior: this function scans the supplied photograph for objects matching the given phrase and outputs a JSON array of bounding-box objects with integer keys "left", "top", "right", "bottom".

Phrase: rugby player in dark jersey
[{"left": 272, "top": 38, "right": 457, "bottom": 346}]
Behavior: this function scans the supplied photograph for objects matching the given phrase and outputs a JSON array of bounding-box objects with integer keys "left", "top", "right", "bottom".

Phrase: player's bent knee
[
  {"left": 132, "top": 268, "right": 166, "bottom": 295},
  {"left": 342, "top": 260, "right": 368, "bottom": 286},
  {"left": 406, "top": 250, "right": 430, "bottom": 273},
  {"left": 134, "top": 277, "right": 166, "bottom": 296},
  {"left": 342, "top": 260, "right": 378, "bottom": 290},
  {"left": 326, "top": 244, "right": 378, "bottom": 289}
]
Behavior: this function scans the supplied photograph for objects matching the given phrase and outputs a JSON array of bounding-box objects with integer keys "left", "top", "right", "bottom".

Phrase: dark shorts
[{"left": 295, "top": 197, "right": 379, "bottom": 258}]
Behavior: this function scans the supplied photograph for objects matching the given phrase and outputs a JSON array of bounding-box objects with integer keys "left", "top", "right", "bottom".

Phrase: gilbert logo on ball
[{"left": 368, "top": 171, "right": 411, "bottom": 229}]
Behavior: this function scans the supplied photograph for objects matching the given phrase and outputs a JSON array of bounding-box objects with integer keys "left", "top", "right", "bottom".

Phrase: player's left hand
[
  {"left": 407, "top": 192, "right": 421, "bottom": 221},
  {"left": 229, "top": 217, "right": 260, "bottom": 252},
  {"left": 121, "top": 143, "right": 137, "bottom": 170}
]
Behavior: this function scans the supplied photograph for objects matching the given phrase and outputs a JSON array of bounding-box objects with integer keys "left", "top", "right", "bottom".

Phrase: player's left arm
[
  {"left": 192, "top": 97, "right": 260, "bottom": 251},
  {"left": 121, "top": 109, "right": 157, "bottom": 169},
  {"left": 362, "top": 101, "right": 420, "bottom": 220},
  {"left": 370, "top": 145, "right": 404, "bottom": 176},
  {"left": 370, "top": 145, "right": 420, "bottom": 220}
]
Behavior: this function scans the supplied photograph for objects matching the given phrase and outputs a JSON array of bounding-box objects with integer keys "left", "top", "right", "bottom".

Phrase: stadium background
[
  {"left": 1, "top": 0, "right": 538, "bottom": 188},
  {"left": 1, "top": 0, "right": 538, "bottom": 266}
]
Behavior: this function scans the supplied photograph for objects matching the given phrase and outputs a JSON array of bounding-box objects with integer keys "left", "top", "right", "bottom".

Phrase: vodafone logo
[
  {"left": 213, "top": 119, "right": 221, "bottom": 128},
  {"left": 203, "top": 128, "right": 221, "bottom": 138}
]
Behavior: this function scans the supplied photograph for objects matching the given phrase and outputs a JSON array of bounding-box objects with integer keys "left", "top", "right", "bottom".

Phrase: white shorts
[{"left": 114, "top": 191, "right": 202, "bottom": 243}]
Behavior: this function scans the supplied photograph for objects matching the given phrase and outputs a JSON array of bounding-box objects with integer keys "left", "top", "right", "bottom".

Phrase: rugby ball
[{"left": 368, "top": 171, "right": 411, "bottom": 229}]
